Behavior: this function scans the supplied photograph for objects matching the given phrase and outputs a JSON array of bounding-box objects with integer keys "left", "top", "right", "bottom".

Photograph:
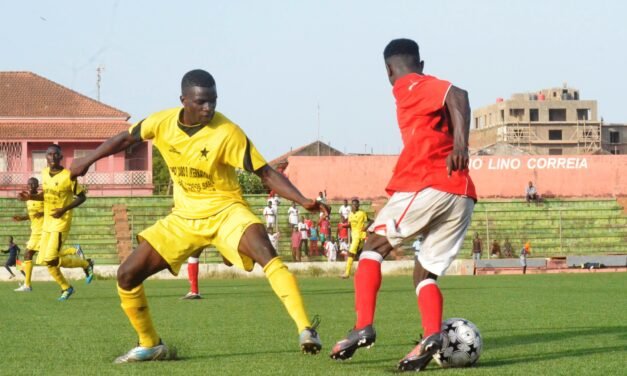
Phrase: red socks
[
  {"left": 354, "top": 251, "right": 383, "bottom": 329},
  {"left": 416, "top": 279, "right": 443, "bottom": 337},
  {"left": 188, "top": 257, "right": 199, "bottom": 294}
]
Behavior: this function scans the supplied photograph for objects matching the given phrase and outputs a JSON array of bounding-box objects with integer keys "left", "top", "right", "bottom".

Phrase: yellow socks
[
  {"left": 344, "top": 254, "right": 356, "bottom": 277},
  {"left": 23, "top": 260, "right": 33, "bottom": 287},
  {"left": 47, "top": 266, "right": 70, "bottom": 290},
  {"left": 117, "top": 284, "right": 160, "bottom": 348},
  {"left": 263, "top": 257, "right": 311, "bottom": 333},
  {"left": 58, "top": 255, "right": 89, "bottom": 269}
]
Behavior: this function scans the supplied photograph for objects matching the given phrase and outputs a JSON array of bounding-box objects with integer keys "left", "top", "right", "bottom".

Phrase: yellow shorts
[
  {"left": 36, "top": 231, "right": 69, "bottom": 265},
  {"left": 139, "top": 203, "right": 262, "bottom": 275},
  {"left": 348, "top": 237, "right": 365, "bottom": 256},
  {"left": 26, "top": 231, "right": 42, "bottom": 251}
]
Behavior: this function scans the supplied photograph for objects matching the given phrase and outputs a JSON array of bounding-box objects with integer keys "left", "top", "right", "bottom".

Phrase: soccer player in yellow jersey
[
  {"left": 70, "top": 69, "right": 329, "bottom": 363},
  {"left": 342, "top": 199, "right": 371, "bottom": 279},
  {"left": 13, "top": 177, "right": 87, "bottom": 292},
  {"left": 18, "top": 145, "right": 95, "bottom": 300}
]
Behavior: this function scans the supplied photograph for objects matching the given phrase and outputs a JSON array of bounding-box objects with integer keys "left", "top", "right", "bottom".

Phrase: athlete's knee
[
  {"left": 24, "top": 251, "right": 35, "bottom": 260},
  {"left": 45, "top": 258, "right": 59, "bottom": 267},
  {"left": 413, "top": 260, "right": 438, "bottom": 288},
  {"left": 117, "top": 263, "right": 139, "bottom": 290}
]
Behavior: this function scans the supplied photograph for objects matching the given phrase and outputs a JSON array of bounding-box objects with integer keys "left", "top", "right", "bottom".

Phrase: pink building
[{"left": 0, "top": 72, "right": 152, "bottom": 196}]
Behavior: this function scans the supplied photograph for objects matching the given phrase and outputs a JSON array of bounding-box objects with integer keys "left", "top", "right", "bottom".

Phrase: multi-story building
[
  {"left": 470, "top": 86, "right": 602, "bottom": 155},
  {"left": 601, "top": 123, "right": 627, "bottom": 155}
]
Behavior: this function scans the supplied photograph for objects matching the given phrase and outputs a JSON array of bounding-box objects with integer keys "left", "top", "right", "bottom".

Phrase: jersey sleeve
[
  {"left": 222, "top": 126, "right": 267, "bottom": 172},
  {"left": 129, "top": 114, "right": 159, "bottom": 141},
  {"left": 71, "top": 179, "right": 85, "bottom": 196}
]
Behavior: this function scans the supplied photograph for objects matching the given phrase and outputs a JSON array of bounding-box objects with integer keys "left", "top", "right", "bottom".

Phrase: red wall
[{"left": 284, "top": 155, "right": 627, "bottom": 199}]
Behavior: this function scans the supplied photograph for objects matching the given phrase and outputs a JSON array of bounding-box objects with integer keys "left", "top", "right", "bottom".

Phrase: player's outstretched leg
[
  {"left": 330, "top": 325, "right": 376, "bottom": 360},
  {"left": 331, "top": 251, "right": 383, "bottom": 360},
  {"left": 115, "top": 242, "right": 170, "bottom": 363},
  {"left": 397, "top": 331, "right": 445, "bottom": 371},
  {"left": 263, "top": 256, "right": 322, "bottom": 354}
]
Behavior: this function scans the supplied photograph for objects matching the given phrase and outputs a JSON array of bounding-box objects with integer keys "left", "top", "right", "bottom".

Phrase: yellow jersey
[
  {"left": 27, "top": 200, "right": 44, "bottom": 235},
  {"left": 42, "top": 167, "right": 85, "bottom": 232},
  {"left": 129, "top": 108, "right": 267, "bottom": 219},
  {"left": 349, "top": 210, "right": 368, "bottom": 239}
]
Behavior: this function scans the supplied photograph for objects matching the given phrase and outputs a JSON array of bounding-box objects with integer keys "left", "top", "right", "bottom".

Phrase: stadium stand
[{"left": 0, "top": 197, "right": 624, "bottom": 265}]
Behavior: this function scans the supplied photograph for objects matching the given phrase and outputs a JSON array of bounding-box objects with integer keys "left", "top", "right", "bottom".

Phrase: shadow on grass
[
  {"left": 479, "top": 345, "right": 626, "bottom": 368},
  {"left": 487, "top": 325, "right": 627, "bottom": 348}
]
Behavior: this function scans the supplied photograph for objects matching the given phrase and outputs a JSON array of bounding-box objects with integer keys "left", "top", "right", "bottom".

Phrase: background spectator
[
  {"left": 490, "top": 239, "right": 501, "bottom": 258},
  {"left": 324, "top": 236, "right": 337, "bottom": 262},
  {"left": 298, "top": 216, "right": 309, "bottom": 258},
  {"left": 287, "top": 202, "right": 299, "bottom": 227},
  {"left": 526, "top": 181, "right": 540, "bottom": 206},
  {"left": 338, "top": 199, "right": 351, "bottom": 221},
  {"left": 472, "top": 232, "right": 483, "bottom": 261},
  {"left": 319, "top": 215, "right": 331, "bottom": 244},
  {"left": 2, "top": 235, "right": 22, "bottom": 279},
  {"left": 309, "top": 222, "right": 319, "bottom": 256},
  {"left": 503, "top": 238, "right": 513, "bottom": 257},
  {"left": 520, "top": 241, "right": 531, "bottom": 274},
  {"left": 262, "top": 201, "right": 276, "bottom": 232},
  {"left": 290, "top": 226, "right": 302, "bottom": 262}
]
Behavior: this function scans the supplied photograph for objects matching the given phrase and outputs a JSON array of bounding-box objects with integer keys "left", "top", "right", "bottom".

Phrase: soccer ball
[{"left": 432, "top": 318, "right": 482, "bottom": 368}]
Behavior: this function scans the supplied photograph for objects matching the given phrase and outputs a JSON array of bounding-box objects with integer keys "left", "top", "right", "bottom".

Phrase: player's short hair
[
  {"left": 47, "top": 144, "right": 62, "bottom": 152},
  {"left": 383, "top": 38, "right": 420, "bottom": 61},
  {"left": 27, "top": 177, "right": 38, "bottom": 184},
  {"left": 181, "top": 69, "right": 216, "bottom": 93}
]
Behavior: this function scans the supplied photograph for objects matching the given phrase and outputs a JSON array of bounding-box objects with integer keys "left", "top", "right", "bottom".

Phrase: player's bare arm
[
  {"left": 17, "top": 191, "right": 43, "bottom": 201},
  {"left": 52, "top": 192, "right": 86, "bottom": 218},
  {"left": 444, "top": 85, "right": 471, "bottom": 176},
  {"left": 70, "top": 131, "right": 141, "bottom": 179},
  {"left": 255, "top": 165, "right": 330, "bottom": 216}
]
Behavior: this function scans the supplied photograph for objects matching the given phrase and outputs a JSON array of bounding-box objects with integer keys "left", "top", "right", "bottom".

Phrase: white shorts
[{"left": 370, "top": 188, "right": 474, "bottom": 276}]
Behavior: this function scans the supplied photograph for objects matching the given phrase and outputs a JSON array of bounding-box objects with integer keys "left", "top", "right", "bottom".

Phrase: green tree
[
  {"left": 152, "top": 146, "right": 171, "bottom": 195},
  {"left": 237, "top": 170, "right": 267, "bottom": 194}
]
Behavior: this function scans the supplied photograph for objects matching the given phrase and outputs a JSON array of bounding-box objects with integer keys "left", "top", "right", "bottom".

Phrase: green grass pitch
[{"left": 1, "top": 272, "right": 625, "bottom": 375}]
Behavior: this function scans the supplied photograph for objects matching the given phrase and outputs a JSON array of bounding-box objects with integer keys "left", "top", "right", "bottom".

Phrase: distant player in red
[{"left": 330, "top": 39, "right": 476, "bottom": 372}]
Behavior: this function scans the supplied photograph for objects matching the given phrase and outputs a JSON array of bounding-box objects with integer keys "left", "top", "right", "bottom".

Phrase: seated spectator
[
  {"left": 316, "top": 190, "right": 327, "bottom": 204},
  {"left": 490, "top": 239, "right": 501, "bottom": 258},
  {"left": 526, "top": 181, "right": 540, "bottom": 206},
  {"left": 290, "top": 226, "right": 302, "bottom": 262},
  {"left": 502, "top": 238, "right": 513, "bottom": 258}
]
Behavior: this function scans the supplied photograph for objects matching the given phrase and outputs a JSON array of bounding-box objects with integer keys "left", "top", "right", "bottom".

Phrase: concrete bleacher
[
  {"left": 0, "top": 198, "right": 118, "bottom": 265},
  {"left": 461, "top": 199, "right": 627, "bottom": 257},
  {"left": 1, "top": 196, "right": 624, "bottom": 265}
]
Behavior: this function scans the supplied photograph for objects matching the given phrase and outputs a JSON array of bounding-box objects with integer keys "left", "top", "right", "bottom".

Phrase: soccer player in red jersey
[{"left": 330, "top": 39, "right": 477, "bottom": 372}]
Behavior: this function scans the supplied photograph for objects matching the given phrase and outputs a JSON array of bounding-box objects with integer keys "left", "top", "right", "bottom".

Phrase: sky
[{"left": 2, "top": 1, "right": 626, "bottom": 159}]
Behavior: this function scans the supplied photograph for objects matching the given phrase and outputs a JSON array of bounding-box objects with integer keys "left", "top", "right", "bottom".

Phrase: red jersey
[
  {"left": 337, "top": 222, "right": 349, "bottom": 240},
  {"left": 319, "top": 218, "right": 330, "bottom": 236},
  {"left": 386, "top": 73, "right": 476, "bottom": 199}
]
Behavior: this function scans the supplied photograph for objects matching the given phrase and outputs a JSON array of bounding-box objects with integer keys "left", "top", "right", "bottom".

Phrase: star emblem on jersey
[{"left": 199, "top": 147, "right": 209, "bottom": 160}]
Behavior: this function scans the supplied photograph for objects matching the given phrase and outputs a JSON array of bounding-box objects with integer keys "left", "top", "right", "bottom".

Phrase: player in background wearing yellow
[
  {"left": 13, "top": 177, "right": 88, "bottom": 292},
  {"left": 70, "top": 70, "right": 329, "bottom": 363},
  {"left": 18, "top": 145, "right": 95, "bottom": 300},
  {"left": 341, "top": 199, "right": 371, "bottom": 279}
]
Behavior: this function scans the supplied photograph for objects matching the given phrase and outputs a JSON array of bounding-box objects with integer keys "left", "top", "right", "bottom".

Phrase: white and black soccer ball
[{"left": 433, "top": 318, "right": 482, "bottom": 368}]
